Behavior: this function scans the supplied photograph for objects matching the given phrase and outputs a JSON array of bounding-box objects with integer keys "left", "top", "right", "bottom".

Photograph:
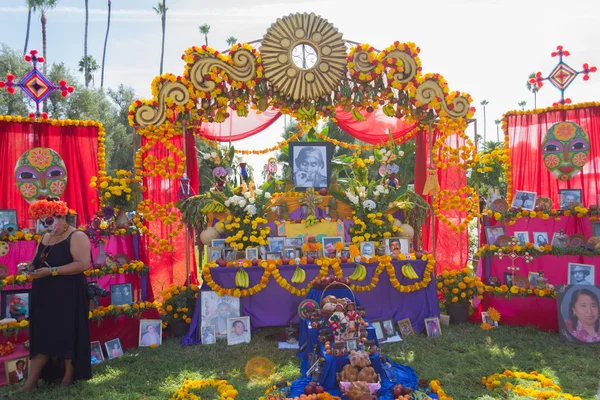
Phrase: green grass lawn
[{"left": 1, "top": 323, "right": 598, "bottom": 400}]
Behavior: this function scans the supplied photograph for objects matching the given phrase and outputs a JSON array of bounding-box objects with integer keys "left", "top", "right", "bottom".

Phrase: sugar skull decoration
[
  {"left": 542, "top": 121, "right": 590, "bottom": 181},
  {"left": 14, "top": 147, "right": 67, "bottom": 203},
  {"left": 265, "top": 157, "right": 278, "bottom": 181}
]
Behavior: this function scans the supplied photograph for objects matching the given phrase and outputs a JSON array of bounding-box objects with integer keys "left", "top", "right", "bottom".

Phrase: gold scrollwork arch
[
  {"left": 134, "top": 81, "right": 189, "bottom": 127},
  {"left": 416, "top": 80, "right": 471, "bottom": 119},
  {"left": 188, "top": 48, "right": 257, "bottom": 93}
]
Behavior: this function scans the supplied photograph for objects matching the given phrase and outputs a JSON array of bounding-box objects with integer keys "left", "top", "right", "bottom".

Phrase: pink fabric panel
[
  {"left": 195, "top": 107, "right": 281, "bottom": 142},
  {"left": 91, "top": 235, "right": 136, "bottom": 260},
  {"left": 334, "top": 108, "right": 418, "bottom": 144},
  {"left": 0, "top": 241, "right": 38, "bottom": 275}
]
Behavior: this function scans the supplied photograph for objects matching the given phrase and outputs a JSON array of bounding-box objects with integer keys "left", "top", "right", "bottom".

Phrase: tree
[
  {"left": 480, "top": 99, "right": 489, "bottom": 143},
  {"left": 526, "top": 72, "right": 539, "bottom": 109},
  {"left": 83, "top": 0, "right": 89, "bottom": 88},
  {"left": 153, "top": 1, "right": 168, "bottom": 75},
  {"left": 518, "top": 101, "right": 527, "bottom": 111},
  {"left": 78, "top": 55, "right": 100, "bottom": 87},
  {"left": 226, "top": 36, "right": 237, "bottom": 47},
  {"left": 47, "top": 62, "right": 78, "bottom": 118},
  {"left": 101, "top": 0, "right": 111, "bottom": 88},
  {"left": 494, "top": 119, "right": 501, "bottom": 141},
  {"left": 29, "top": 0, "right": 58, "bottom": 112},
  {"left": 0, "top": 44, "right": 31, "bottom": 115},
  {"left": 23, "top": 2, "right": 33, "bottom": 55},
  {"left": 199, "top": 24, "right": 210, "bottom": 46}
]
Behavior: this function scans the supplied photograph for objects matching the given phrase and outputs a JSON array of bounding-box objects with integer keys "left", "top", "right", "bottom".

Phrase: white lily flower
[{"left": 264, "top": 192, "right": 272, "bottom": 199}]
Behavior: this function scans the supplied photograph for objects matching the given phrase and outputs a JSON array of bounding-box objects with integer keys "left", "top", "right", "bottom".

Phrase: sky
[{"left": 1, "top": 0, "right": 600, "bottom": 178}]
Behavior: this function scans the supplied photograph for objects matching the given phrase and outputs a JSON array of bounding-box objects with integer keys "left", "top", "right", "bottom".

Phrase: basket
[{"left": 319, "top": 282, "right": 357, "bottom": 328}]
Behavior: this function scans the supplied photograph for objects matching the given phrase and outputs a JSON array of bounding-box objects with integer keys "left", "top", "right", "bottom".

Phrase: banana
[
  {"left": 296, "top": 266, "right": 306, "bottom": 283},
  {"left": 236, "top": 269, "right": 249, "bottom": 288},
  {"left": 351, "top": 108, "right": 366, "bottom": 121},
  {"left": 357, "top": 264, "right": 367, "bottom": 281},
  {"left": 382, "top": 104, "right": 396, "bottom": 117},
  {"left": 349, "top": 264, "right": 361, "bottom": 280},
  {"left": 291, "top": 267, "right": 300, "bottom": 283},
  {"left": 402, "top": 264, "right": 418, "bottom": 280}
]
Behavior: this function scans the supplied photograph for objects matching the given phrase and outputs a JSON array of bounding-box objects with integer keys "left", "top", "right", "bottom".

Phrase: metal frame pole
[
  {"left": 182, "top": 123, "right": 190, "bottom": 286},
  {"left": 428, "top": 122, "right": 436, "bottom": 277}
]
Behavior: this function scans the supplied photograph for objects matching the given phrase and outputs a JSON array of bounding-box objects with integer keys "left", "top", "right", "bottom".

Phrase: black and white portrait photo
[
  {"left": 110, "top": 283, "right": 133, "bottom": 306},
  {"left": 360, "top": 241, "right": 375, "bottom": 256},
  {"left": 559, "top": 189, "right": 582, "bottom": 209},
  {"left": 245, "top": 247, "right": 259, "bottom": 261},
  {"left": 533, "top": 232, "right": 549, "bottom": 246},
  {"left": 289, "top": 143, "right": 332, "bottom": 190},
  {"left": 568, "top": 263, "right": 595, "bottom": 285},
  {"left": 511, "top": 191, "right": 537, "bottom": 211},
  {"left": 200, "top": 293, "right": 240, "bottom": 339},
  {"left": 208, "top": 246, "right": 222, "bottom": 262},
  {"left": 268, "top": 237, "right": 285, "bottom": 253},
  {"left": 514, "top": 231, "right": 529, "bottom": 246}
]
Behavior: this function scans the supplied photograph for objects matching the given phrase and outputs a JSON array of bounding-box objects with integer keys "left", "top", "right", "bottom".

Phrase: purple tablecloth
[{"left": 182, "top": 260, "right": 439, "bottom": 345}]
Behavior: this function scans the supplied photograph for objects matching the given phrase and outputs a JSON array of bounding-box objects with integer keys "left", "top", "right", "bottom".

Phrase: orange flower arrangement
[
  {"left": 0, "top": 342, "right": 15, "bottom": 357},
  {"left": 28, "top": 199, "right": 69, "bottom": 219}
]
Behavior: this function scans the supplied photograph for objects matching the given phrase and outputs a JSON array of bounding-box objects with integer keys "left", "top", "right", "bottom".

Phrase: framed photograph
[
  {"left": 528, "top": 272, "right": 540, "bottom": 286},
  {"left": 200, "top": 292, "right": 241, "bottom": 339},
  {"left": 110, "top": 283, "right": 133, "bottom": 306},
  {"left": 424, "top": 317, "right": 442, "bottom": 337},
  {"left": 551, "top": 232, "right": 569, "bottom": 248},
  {"left": 139, "top": 319, "right": 162, "bottom": 347},
  {"left": 385, "top": 238, "right": 401, "bottom": 256},
  {"left": 259, "top": 245, "right": 268, "bottom": 260},
  {"left": 568, "top": 263, "right": 595, "bottom": 285},
  {"left": 557, "top": 284, "right": 600, "bottom": 344},
  {"left": 285, "top": 237, "right": 304, "bottom": 248},
  {"left": 227, "top": 316, "right": 251, "bottom": 345},
  {"left": 397, "top": 318, "right": 414, "bottom": 337},
  {"left": 245, "top": 247, "right": 259, "bottom": 261},
  {"left": 481, "top": 312, "right": 496, "bottom": 327},
  {"left": 266, "top": 251, "right": 281, "bottom": 260},
  {"left": 382, "top": 319, "right": 396, "bottom": 337},
  {"left": 345, "top": 338, "right": 359, "bottom": 352},
  {"left": 371, "top": 319, "right": 386, "bottom": 341},
  {"left": 268, "top": 237, "right": 285, "bottom": 253},
  {"left": 66, "top": 212, "right": 77, "bottom": 228},
  {"left": 1, "top": 290, "right": 30, "bottom": 320},
  {"left": 511, "top": 190, "right": 537, "bottom": 211},
  {"left": 559, "top": 189, "right": 582, "bottom": 209},
  {"left": 211, "top": 239, "right": 226, "bottom": 248},
  {"left": 503, "top": 272, "right": 514, "bottom": 287},
  {"left": 322, "top": 236, "right": 343, "bottom": 258},
  {"left": 91, "top": 341, "right": 104, "bottom": 364},
  {"left": 485, "top": 226, "right": 506, "bottom": 246},
  {"left": 223, "top": 247, "right": 236, "bottom": 262},
  {"left": 283, "top": 246, "right": 298, "bottom": 260},
  {"left": 592, "top": 223, "right": 600, "bottom": 237},
  {"left": 289, "top": 142, "right": 333, "bottom": 190},
  {"left": 201, "top": 325, "right": 216, "bottom": 345},
  {"left": 5, "top": 356, "right": 28, "bottom": 385},
  {"left": 341, "top": 248, "right": 350, "bottom": 259},
  {"left": 533, "top": 232, "right": 549, "bottom": 246},
  {"left": 0, "top": 209, "right": 18, "bottom": 232},
  {"left": 360, "top": 241, "right": 375, "bottom": 257},
  {"left": 208, "top": 247, "right": 222, "bottom": 262},
  {"left": 514, "top": 231, "right": 529, "bottom": 246},
  {"left": 104, "top": 338, "right": 124, "bottom": 359}
]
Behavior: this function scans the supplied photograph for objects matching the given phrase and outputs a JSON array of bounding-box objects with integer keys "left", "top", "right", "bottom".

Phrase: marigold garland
[
  {"left": 201, "top": 254, "right": 435, "bottom": 297},
  {"left": 483, "top": 283, "right": 556, "bottom": 299},
  {"left": 134, "top": 200, "right": 184, "bottom": 253},
  {"left": 0, "top": 231, "right": 41, "bottom": 242},
  {"left": 84, "top": 260, "right": 149, "bottom": 279},
  {"left": 430, "top": 379, "right": 453, "bottom": 400},
  {"left": 432, "top": 118, "right": 474, "bottom": 169},
  {"left": 483, "top": 206, "right": 600, "bottom": 226},
  {"left": 169, "top": 379, "right": 238, "bottom": 400},
  {"left": 433, "top": 187, "right": 480, "bottom": 233},
  {"left": 89, "top": 300, "right": 160, "bottom": 323},
  {"left": 482, "top": 370, "right": 583, "bottom": 399}
]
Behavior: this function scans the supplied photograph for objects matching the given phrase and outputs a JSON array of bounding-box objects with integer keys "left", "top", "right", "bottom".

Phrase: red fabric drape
[
  {"left": 196, "top": 108, "right": 281, "bottom": 141},
  {"left": 416, "top": 126, "right": 469, "bottom": 268},
  {"left": 506, "top": 105, "right": 600, "bottom": 204},
  {"left": 139, "top": 130, "right": 199, "bottom": 299},
  {"left": 0, "top": 121, "right": 99, "bottom": 227},
  {"left": 334, "top": 108, "right": 418, "bottom": 144}
]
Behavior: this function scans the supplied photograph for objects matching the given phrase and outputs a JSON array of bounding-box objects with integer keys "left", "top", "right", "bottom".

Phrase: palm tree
[
  {"left": 78, "top": 55, "right": 100, "bottom": 87},
  {"left": 101, "top": 0, "right": 111, "bottom": 88},
  {"left": 153, "top": 1, "right": 168, "bottom": 75},
  {"left": 480, "top": 99, "right": 489, "bottom": 143},
  {"left": 518, "top": 101, "right": 527, "bottom": 111},
  {"left": 23, "top": 2, "right": 33, "bottom": 55},
  {"left": 526, "top": 72, "right": 539, "bottom": 109},
  {"left": 29, "top": 0, "right": 58, "bottom": 112},
  {"left": 83, "top": 0, "right": 89, "bottom": 87},
  {"left": 226, "top": 36, "right": 237, "bottom": 47},
  {"left": 494, "top": 119, "right": 501, "bottom": 141},
  {"left": 199, "top": 24, "right": 210, "bottom": 46}
]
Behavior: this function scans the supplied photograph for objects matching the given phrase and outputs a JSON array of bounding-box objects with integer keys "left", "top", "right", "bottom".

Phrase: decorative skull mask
[
  {"left": 14, "top": 147, "right": 68, "bottom": 203},
  {"left": 542, "top": 121, "right": 590, "bottom": 181}
]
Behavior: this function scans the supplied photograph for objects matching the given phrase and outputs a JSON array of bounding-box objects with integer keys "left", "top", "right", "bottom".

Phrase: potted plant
[
  {"left": 159, "top": 284, "right": 200, "bottom": 337},
  {"left": 89, "top": 170, "right": 140, "bottom": 228},
  {"left": 436, "top": 266, "right": 485, "bottom": 324}
]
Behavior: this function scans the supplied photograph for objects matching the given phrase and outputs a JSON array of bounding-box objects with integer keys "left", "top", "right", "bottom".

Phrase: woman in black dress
[{"left": 18, "top": 198, "right": 91, "bottom": 392}]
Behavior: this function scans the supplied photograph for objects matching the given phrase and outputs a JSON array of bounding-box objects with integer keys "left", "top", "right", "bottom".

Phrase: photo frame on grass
[
  {"left": 382, "top": 319, "right": 396, "bottom": 337},
  {"left": 139, "top": 319, "right": 162, "bottom": 347},
  {"left": 397, "top": 318, "right": 414, "bottom": 336},
  {"left": 424, "top": 317, "right": 442, "bottom": 337},
  {"left": 557, "top": 284, "right": 600, "bottom": 344},
  {"left": 90, "top": 341, "right": 104, "bottom": 364},
  {"left": 201, "top": 325, "right": 216, "bottom": 344},
  {"left": 372, "top": 319, "right": 386, "bottom": 341},
  {"left": 5, "top": 356, "right": 28, "bottom": 385},
  {"left": 200, "top": 292, "right": 241, "bottom": 339},
  {"left": 227, "top": 316, "right": 251, "bottom": 345},
  {"left": 105, "top": 338, "right": 123, "bottom": 359}
]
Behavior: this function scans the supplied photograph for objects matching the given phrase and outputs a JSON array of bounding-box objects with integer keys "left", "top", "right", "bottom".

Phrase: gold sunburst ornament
[{"left": 260, "top": 12, "right": 347, "bottom": 101}]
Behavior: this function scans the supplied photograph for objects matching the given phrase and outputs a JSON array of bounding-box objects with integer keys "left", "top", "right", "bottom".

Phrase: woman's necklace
[{"left": 39, "top": 224, "right": 69, "bottom": 266}]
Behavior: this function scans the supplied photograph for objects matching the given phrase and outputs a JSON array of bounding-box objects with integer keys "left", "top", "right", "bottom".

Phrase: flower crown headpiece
[{"left": 29, "top": 199, "right": 70, "bottom": 219}]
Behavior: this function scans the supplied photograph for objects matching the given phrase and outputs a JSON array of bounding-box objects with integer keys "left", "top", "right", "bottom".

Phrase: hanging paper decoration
[
  {"left": 529, "top": 46, "right": 596, "bottom": 106},
  {"left": 0, "top": 50, "right": 74, "bottom": 117},
  {"left": 542, "top": 121, "right": 589, "bottom": 181},
  {"left": 14, "top": 147, "right": 68, "bottom": 203}
]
